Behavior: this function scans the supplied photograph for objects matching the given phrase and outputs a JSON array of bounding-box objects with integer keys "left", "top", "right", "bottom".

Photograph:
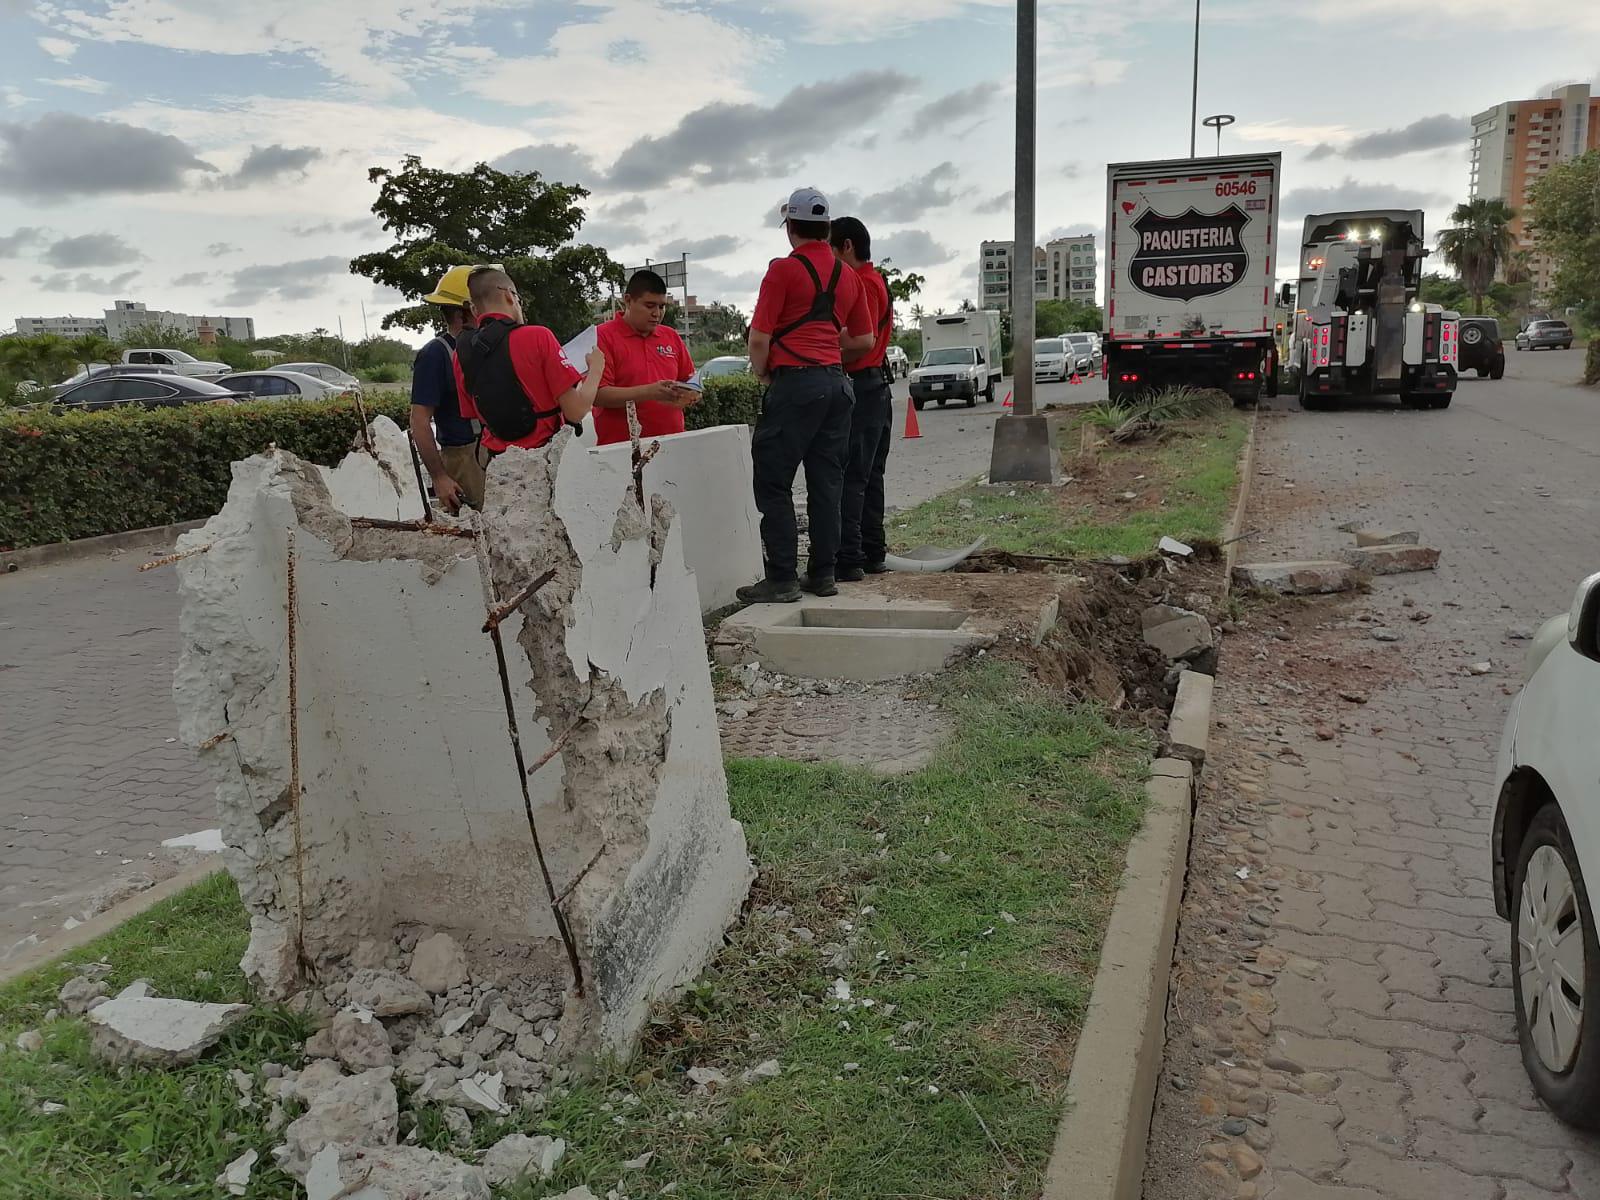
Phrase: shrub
[
  {"left": 685, "top": 373, "right": 763, "bottom": 431},
  {"left": 0, "top": 397, "right": 408, "bottom": 550},
  {"left": 1587, "top": 337, "right": 1600, "bottom": 386},
  {"left": 363, "top": 363, "right": 407, "bottom": 384}
]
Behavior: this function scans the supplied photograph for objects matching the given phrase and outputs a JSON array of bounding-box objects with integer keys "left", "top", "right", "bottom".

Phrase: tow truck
[{"left": 1284, "top": 210, "right": 1458, "bottom": 410}]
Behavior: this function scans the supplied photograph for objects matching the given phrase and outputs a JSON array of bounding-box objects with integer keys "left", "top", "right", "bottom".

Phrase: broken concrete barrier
[
  {"left": 86, "top": 996, "right": 251, "bottom": 1066},
  {"left": 1340, "top": 544, "right": 1441, "bottom": 575},
  {"left": 1232, "top": 561, "right": 1358, "bottom": 595},
  {"left": 1353, "top": 527, "right": 1420, "bottom": 548},
  {"left": 305, "top": 1143, "right": 490, "bottom": 1200},
  {"left": 1140, "top": 604, "right": 1213, "bottom": 662},
  {"left": 1167, "top": 670, "right": 1214, "bottom": 766}
]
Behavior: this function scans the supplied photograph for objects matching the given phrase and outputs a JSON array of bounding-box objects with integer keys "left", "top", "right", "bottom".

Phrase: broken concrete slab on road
[
  {"left": 173, "top": 422, "right": 754, "bottom": 1065},
  {"left": 1140, "top": 604, "right": 1213, "bottom": 662},
  {"left": 1339, "top": 543, "right": 1441, "bottom": 574},
  {"left": 1231, "top": 560, "right": 1359, "bottom": 595}
]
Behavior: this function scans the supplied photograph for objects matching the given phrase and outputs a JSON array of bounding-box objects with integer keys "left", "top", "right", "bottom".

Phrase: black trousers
[
  {"left": 839, "top": 369, "right": 893, "bottom": 569},
  {"left": 751, "top": 365, "right": 854, "bottom": 582}
]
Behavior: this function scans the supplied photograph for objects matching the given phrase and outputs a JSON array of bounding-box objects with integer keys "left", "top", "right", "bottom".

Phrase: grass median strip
[
  {"left": 892, "top": 408, "right": 1248, "bottom": 560},
  {"left": 0, "top": 662, "right": 1150, "bottom": 1199}
]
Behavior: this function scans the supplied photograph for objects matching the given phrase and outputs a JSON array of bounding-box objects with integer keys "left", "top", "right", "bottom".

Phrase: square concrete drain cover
[{"left": 719, "top": 688, "right": 951, "bottom": 775}]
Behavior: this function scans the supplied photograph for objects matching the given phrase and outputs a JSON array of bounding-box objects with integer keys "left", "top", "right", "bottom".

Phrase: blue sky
[{"left": 0, "top": 0, "right": 1595, "bottom": 340}]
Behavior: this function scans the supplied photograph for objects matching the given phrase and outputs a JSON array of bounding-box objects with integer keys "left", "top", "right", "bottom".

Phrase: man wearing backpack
[
  {"left": 409, "top": 265, "right": 480, "bottom": 513},
  {"left": 827, "top": 216, "right": 894, "bottom": 582},
  {"left": 452, "top": 266, "right": 605, "bottom": 463},
  {"left": 738, "top": 188, "right": 875, "bottom": 605}
]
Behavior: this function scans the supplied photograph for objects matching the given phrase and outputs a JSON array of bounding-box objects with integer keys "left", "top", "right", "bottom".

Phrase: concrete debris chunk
[
  {"left": 1352, "top": 527, "right": 1419, "bottom": 547},
  {"left": 549, "top": 1189, "right": 599, "bottom": 1200},
  {"left": 444, "top": 1070, "right": 509, "bottom": 1115},
  {"left": 85, "top": 996, "right": 251, "bottom": 1066},
  {"left": 115, "top": 979, "right": 154, "bottom": 1000},
  {"left": 216, "top": 1148, "right": 257, "bottom": 1196},
  {"left": 14, "top": 1029, "right": 43, "bottom": 1053},
  {"left": 305, "top": 1143, "right": 491, "bottom": 1200},
  {"left": 439, "top": 1008, "right": 474, "bottom": 1037},
  {"left": 1340, "top": 544, "right": 1440, "bottom": 574},
  {"left": 740, "top": 1059, "right": 782, "bottom": 1083},
  {"left": 1232, "top": 561, "right": 1357, "bottom": 595},
  {"left": 331, "top": 1007, "right": 394, "bottom": 1071},
  {"left": 408, "top": 934, "right": 472, "bottom": 996},
  {"left": 1158, "top": 536, "right": 1195, "bottom": 557},
  {"left": 58, "top": 974, "right": 107, "bottom": 1015},
  {"left": 1141, "top": 604, "right": 1214, "bottom": 662},
  {"left": 1469, "top": 661, "right": 1493, "bottom": 675},
  {"left": 275, "top": 1066, "right": 399, "bottom": 1179},
  {"left": 482, "top": 1133, "right": 567, "bottom": 1186},
  {"left": 344, "top": 969, "right": 435, "bottom": 1017},
  {"left": 284, "top": 1058, "right": 348, "bottom": 1104},
  {"left": 687, "top": 1065, "right": 729, "bottom": 1092},
  {"left": 622, "top": 1151, "right": 655, "bottom": 1170}
]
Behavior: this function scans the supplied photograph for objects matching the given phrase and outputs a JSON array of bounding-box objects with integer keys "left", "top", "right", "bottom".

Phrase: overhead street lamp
[{"left": 1203, "top": 113, "right": 1236, "bottom": 156}]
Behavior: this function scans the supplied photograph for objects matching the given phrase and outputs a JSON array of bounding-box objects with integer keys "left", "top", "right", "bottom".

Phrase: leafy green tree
[
  {"left": 1034, "top": 298, "right": 1104, "bottom": 337},
  {"left": 69, "top": 333, "right": 122, "bottom": 373},
  {"left": 879, "top": 265, "right": 926, "bottom": 309},
  {"left": 1436, "top": 198, "right": 1516, "bottom": 314},
  {"left": 1419, "top": 272, "right": 1471, "bottom": 311},
  {"left": 1528, "top": 150, "right": 1600, "bottom": 324},
  {"left": 351, "top": 154, "right": 622, "bottom": 340}
]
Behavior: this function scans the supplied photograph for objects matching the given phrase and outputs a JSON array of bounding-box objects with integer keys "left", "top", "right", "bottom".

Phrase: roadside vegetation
[
  {"left": 0, "top": 662, "right": 1151, "bottom": 1200},
  {"left": 892, "top": 395, "right": 1247, "bottom": 560}
]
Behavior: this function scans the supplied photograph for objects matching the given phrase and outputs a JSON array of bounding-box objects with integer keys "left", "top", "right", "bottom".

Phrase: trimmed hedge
[
  {"left": 1, "top": 398, "right": 409, "bottom": 551},
  {"left": 1, "top": 375, "right": 768, "bottom": 551},
  {"left": 1587, "top": 337, "right": 1600, "bottom": 386}
]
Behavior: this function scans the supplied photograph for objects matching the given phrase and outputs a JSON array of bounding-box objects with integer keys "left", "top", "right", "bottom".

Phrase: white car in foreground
[{"left": 1492, "top": 570, "right": 1600, "bottom": 1127}]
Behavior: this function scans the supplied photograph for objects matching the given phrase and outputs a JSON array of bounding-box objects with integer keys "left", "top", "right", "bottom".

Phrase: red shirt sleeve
[
  {"left": 509, "top": 326, "right": 581, "bottom": 408},
  {"left": 750, "top": 259, "right": 790, "bottom": 335},
  {"left": 840, "top": 269, "right": 872, "bottom": 338},
  {"left": 596, "top": 323, "right": 619, "bottom": 389}
]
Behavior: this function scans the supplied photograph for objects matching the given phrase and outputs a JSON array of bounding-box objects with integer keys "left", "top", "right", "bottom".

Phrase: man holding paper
[{"left": 593, "top": 269, "right": 698, "bottom": 446}]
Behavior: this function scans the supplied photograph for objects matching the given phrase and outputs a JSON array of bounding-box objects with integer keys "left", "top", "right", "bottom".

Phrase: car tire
[
  {"left": 984, "top": 379, "right": 995, "bottom": 403},
  {"left": 1564, "top": 343, "right": 1573, "bottom": 350},
  {"left": 965, "top": 391, "right": 977, "bottom": 408},
  {"left": 1296, "top": 364, "right": 1325, "bottom": 411},
  {"left": 1513, "top": 803, "right": 1600, "bottom": 1130},
  {"left": 912, "top": 397, "right": 926, "bottom": 411},
  {"left": 1429, "top": 392, "right": 1453, "bottom": 409},
  {"left": 1477, "top": 367, "right": 1489, "bottom": 377},
  {"left": 1491, "top": 359, "right": 1505, "bottom": 380},
  {"left": 936, "top": 397, "right": 947, "bottom": 407}
]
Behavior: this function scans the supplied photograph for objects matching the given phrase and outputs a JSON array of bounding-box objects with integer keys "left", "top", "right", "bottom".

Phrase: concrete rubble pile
[{"left": 170, "top": 418, "right": 756, "bottom": 1184}]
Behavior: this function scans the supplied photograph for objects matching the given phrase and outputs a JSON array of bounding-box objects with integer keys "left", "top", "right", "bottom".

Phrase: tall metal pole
[
  {"left": 1011, "top": 0, "right": 1037, "bottom": 417},
  {"left": 1189, "top": 0, "right": 1200, "bottom": 157}
]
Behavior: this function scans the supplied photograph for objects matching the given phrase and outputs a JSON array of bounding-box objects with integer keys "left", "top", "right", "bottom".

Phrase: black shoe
[
  {"left": 836, "top": 565, "right": 866, "bottom": 583},
  {"left": 800, "top": 574, "right": 838, "bottom": 597},
  {"left": 863, "top": 560, "right": 889, "bottom": 575},
  {"left": 737, "top": 578, "right": 802, "bottom": 604}
]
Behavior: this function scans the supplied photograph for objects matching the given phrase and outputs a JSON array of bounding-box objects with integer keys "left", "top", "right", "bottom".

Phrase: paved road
[
  {"left": 0, "top": 380, "right": 1102, "bottom": 957},
  {"left": 1144, "top": 346, "right": 1600, "bottom": 1198}
]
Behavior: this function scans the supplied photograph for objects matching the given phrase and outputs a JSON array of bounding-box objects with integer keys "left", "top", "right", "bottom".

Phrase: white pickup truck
[
  {"left": 910, "top": 312, "right": 1003, "bottom": 410},
  {"left": 122, "top": 348, "right": 230, "bottom": 378}
]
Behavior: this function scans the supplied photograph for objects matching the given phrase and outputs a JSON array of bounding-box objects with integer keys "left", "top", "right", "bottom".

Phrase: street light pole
[{"left": 1189, "top": 0, "right": 1200, "bottom": 157}]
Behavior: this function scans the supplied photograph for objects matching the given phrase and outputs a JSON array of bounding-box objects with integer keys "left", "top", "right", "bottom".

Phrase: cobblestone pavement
[{"left": 1144, "top": 347, "right": 1600, "bottom": 1199}]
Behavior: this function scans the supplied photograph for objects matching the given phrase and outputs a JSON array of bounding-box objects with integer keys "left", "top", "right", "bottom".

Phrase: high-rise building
[
  {"left": 14, "top": 299, "right": 256, "bottom": 342},
  {"left": 1469, "top": 83, "right": 1600, "bottom": 294},
  {"left": 979, "top": 235, "right": 1097, "bottom": 311}
]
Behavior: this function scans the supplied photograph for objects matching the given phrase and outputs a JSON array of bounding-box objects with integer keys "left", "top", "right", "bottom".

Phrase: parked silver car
[
  {"left": 277, "top": 361, "right": 364, "bottom": 392},
  {"left": 1516, "top": 320, "right": 1575, "bottom": 351}
]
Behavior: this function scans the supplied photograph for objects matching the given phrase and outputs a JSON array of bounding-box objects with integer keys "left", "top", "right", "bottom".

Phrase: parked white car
[
  {"left": 277, "top": 361, "right": 364, "bottom": 393},
  {"left": 216, "top": 369, "right": 347, "bottom": 400},
  {"left": 1491, "top": 570, "right": 1600, "bottom": 1127},
  {"left": 121, "top": 348, "right": 230, "bottom": 378},
  {"left": 885, "top": 345, "right": 909, "bottom": 378}
]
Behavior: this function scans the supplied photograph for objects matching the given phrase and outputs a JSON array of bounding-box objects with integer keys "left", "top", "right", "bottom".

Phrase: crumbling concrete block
[
  {"left": 1353, "top": 527, "right": 1419, "bottom": 548},
  {"left": 174, "top": 423, "right": 753, "bottom": 1063},
  {"left": 1232, "top": 561, "right": 1358, "bottom": 595},
  {"left": 1140, "top": 604, "right": 1213, "bottom": 661},
  {"left": 86, "top": 996, "right": 251, "bottom": 1066},
  {"left": 305, "top": 1143, "right": 489, "bottom": 1200},
  {"left": 330, "top": 1007, "right": 392, "bottom": 1071},
  {"left": 1340, "top": 544, "right": 1441, "bottom": 574},
  {"left": 275, "top": 1066, "right": 399, "bottom": 1179},
  {"left": 482, "top": 1133, "right": 566, "bottom": 1186},
  {"left": 343, "top": 969, "right": 433, "bottom": 1017},
  {"left": 1167, "top": 670, "right": 1214, "bottom": 766},
  {"left": 408, "top": 934, "right": 470, "bottom": 995}
]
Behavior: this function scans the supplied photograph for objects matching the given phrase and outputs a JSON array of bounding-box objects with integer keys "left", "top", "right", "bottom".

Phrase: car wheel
[
  {"left": 984, "top": 379, "right": 995, "bottom": 403},
  {"left": 936, "top": 397, "right": 947, "bottom": 407},
  {"left": 1477, "top": 367, "right": 1489, "bottom": 377},
  {"left": 965, "top": 391, "right": 977, "bottom": 408},
  {"left": 1565, "top": 343, "right": 1573, "bottom": 350},
  {"left": 912, "top": 397, "right": 926, "bottom": 411},
  {"left": 1491, "top": 359, "right": 1505, "bottom": 380},
  {"left": 1513, "top": 803, "right": 1600, "bottom": 1129}
]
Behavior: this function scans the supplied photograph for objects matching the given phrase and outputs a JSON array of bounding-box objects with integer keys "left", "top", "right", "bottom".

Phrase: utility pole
[
  {"left": 987, "top": 0, "right": 1054, "bottom": 483},
  {"left": 1189, "top": 0, "right": 1201, "bottom": 157}
]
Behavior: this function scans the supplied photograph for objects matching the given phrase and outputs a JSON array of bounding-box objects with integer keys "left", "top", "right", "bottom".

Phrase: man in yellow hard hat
[{"left": 409, "top": 265, "right": 483, "bottom": 512}]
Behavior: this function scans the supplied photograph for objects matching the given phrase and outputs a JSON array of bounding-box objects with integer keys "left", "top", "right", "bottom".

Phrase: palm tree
[
  {"left": 70, "top": 333, "right": 122, "bottom": 374},
  {"left": 1503, "top": 249, "right": 1535, "bottom": 286},
  {"left": 1436, "top": 199, "right": 1516, "bottom": 314}
]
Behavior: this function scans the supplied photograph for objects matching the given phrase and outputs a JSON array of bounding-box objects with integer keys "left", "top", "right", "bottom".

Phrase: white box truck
[
  {"left": 1103, "top": 152, "right": 1282, "bottom": 404},
  {"left": 910, "top": 311, "right": 1004, "bottom": 410}
]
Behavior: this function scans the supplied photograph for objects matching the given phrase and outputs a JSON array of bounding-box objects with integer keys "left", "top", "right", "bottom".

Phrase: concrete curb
[
  {"left": 0, "top": 859, "right": 222, "bottom": 986},
  {"left": 1042, "top": 756, "right": 1196, "bottom": 1200},
  {"left": 1, "top": 519, "right": 205, "bottom": 574},
  {"left": 1221, "top": 405, "right": 1261, "bottom": 588}
]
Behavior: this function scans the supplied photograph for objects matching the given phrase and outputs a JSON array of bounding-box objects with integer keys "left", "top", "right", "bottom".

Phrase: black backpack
[
  {"left": 770, "top": 253, "right": 843, "bottom": 365},
  {"left": 455, "top": 317, "right": 561, "bottom": 443}
]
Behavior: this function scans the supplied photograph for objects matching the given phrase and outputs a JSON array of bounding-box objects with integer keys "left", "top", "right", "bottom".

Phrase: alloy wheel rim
[{"left": 1519, "top": 844, "right": 1586, "bottom": 1073}]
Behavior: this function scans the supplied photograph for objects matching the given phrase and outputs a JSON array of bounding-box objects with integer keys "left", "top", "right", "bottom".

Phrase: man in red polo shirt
[
  {"left": 453, "top": 267, "right": 604, "bottom": 461},
  {"left": 594, "top": 269, "right": 697, "bottom": 445},
  {"left": 828, "top": 215, "right": 895, "bottom": 582},
  {"left": 737, "top": 187, "right": 875, "bottom": 605}
]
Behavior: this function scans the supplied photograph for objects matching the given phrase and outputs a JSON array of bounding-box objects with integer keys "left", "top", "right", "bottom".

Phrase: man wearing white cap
[{"left": 737, "top": 186, "right": 876, "bottom": 605}]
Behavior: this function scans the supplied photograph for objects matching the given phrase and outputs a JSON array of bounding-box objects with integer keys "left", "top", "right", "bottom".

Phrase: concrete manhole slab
[
  {"left": 781, "top": 716, "right": 849, "bottom": 738},
  {"left": 719, "top": 688, "right": 952, "bottom": 775}
]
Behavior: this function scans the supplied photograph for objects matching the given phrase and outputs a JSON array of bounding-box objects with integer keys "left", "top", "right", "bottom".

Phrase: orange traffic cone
[
  {"left": 1069, "top": 371, "right": 1082, "bottom": 385},
  {"left": 1002, "top": 390, "right": 1013, "bottom": 408},
  {"left": 903, "top": 398, "right": 921, "bottom": 439}
]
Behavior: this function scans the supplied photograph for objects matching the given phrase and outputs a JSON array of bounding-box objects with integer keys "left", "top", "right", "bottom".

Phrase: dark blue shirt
[{"left": 411, "top": 332, "right": 475, "bottom": 447}]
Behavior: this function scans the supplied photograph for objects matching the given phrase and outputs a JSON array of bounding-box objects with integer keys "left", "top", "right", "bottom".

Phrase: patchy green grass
[
  {"left": 0, "top": 663, "right": 1151, "bottom": 1199},
  {"left": 891, "top": 410, "right": 1248, "bottom": 560}
]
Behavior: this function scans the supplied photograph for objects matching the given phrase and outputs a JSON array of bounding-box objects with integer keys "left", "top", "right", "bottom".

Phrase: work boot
[
  {"left": 836, "top": 565, "right": 866, "bottom": 583},
  {"left": 863, "top": 560, "right": 889, "bottom": 575},
  {"left": 737, "top": 578, "right": 802, "bottom": 604},
  {"left": 800, "top": 574, "right": 838, "bottom": 597}
]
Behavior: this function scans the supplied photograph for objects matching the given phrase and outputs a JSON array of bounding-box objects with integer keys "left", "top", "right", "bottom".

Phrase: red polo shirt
[
  {"left": 751, "top": 241, "right": 872, "bottom": 370},
  {"left": 452, "top": 314, "right": 581, "bottom": 452},
  {"left": 852, "top": 260, "right": 892, "bottom": 371},
  {"left": 594, "top": 312, "right": 695, "bottom": 445}
]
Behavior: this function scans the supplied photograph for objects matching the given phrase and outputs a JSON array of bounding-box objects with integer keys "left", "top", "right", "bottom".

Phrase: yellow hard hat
[{"left": 423, "top": 265, "right": 473, "bottom": 307}]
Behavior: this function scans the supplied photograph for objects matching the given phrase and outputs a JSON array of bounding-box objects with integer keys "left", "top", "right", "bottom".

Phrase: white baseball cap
[{"left": 778, "top": 186, "right": 831, "bottom": 225}]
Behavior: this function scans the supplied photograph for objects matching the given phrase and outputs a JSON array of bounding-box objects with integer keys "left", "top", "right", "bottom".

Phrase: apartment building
[
  {"left": 979, "top": 235, "right": 1097, "bottom": 310},
  {"left": 15, "top": 299, "right": 256, "bottom": 342},
  {"left": 1470, "top": 83, "right": 1600, "bottom": 293}
]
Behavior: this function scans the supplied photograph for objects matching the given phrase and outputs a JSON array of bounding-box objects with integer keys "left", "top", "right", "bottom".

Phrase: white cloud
[
  {"left": 37, "top": 36, "right": 78, "bottom": 62},
  {"left": 221, "top": 255, "right": 351, "bottom": 305},
  {"left": 43, "top": 76, "right": 110, "bottom": 94},
  {"left": 0, "top": 112, "right": 215, "bottom": 199},
  {"left": 876, "top": 229, "right": 958, "bottom": 269}
]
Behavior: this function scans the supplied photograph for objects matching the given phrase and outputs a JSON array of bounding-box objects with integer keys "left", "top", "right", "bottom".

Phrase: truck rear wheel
[
  {"left": 1297, "top": 366, "right": 1326, "bottom": 411},
  {"left": 984, "top": 379, "right": 995, "bottom": 403}
]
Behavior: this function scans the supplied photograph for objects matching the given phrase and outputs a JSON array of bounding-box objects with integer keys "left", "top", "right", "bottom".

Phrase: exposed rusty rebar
[
  {"left": 349, "top": 516, "right": 477, "bottom": 539},
  {"left": 138, "top": 543, "right": 213, "bottom": 571},
  {"left": 199, "top": 730, "right": 230, "bottom": 750},
  {"left": 405, "top": 429, "right": 436, "bottom": 525},
  {"left": 482, "top": 568, "right": 557, "bottom": 633},
  {"left": 525, "top": 717, "right": 579, "bottom": 775},
  {"left": 470, "top": 522, "right": 586, "bottom": 998}
]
